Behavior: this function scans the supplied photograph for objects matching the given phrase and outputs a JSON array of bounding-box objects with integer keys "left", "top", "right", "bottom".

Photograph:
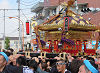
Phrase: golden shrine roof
[{"left": 38, "top": 14, "right": 97, "bottom": 31}]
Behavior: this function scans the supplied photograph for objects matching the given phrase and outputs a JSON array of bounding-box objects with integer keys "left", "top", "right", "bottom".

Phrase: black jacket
[
  {"left": 0, "top": 65, "right": 23, "bottom": 73},
  {"left": 65, "top": 69, "right": 71, "bottom": 73}
]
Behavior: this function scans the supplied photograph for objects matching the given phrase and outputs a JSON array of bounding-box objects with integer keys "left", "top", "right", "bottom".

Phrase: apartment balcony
[
  {"left": 73, "top": 3, "right": 88, "bottom": 8},
  {"left": 45, "top": 6, "right": 57, "bottom": 10},
  {"left": 34, "top": 14, "right": 45, "bottom": 20},
  {"left": 31, "top": 2, "right": 44, "bottom": 13}
]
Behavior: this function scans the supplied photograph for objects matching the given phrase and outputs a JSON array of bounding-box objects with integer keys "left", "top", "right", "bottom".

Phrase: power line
[
  {"left": 0, "top": 9, "right": 18, "bottom": 10},
  {"left": 20, "top": 0, "right": 39, "bottom": 6},
  {"left": 21, "top": 12, "right": 34, "bottom": 16},
  {"left": 20, "top": 2, "right": 35, "bottom": 6},
  {"left": 21, "top": 8, "right": 31, "bottom": 10},
  {"left": 21, "top": 0, "right": 35, "bottom": 3},
  {"left": 21, "top": 10, "right": 28, "bottom": 20}
]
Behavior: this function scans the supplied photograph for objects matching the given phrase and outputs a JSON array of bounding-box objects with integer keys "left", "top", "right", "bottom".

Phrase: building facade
[
  {"left": 77, "top": 0, "right": 100, "bottom": 26},
  {"left": 31, "top": 0, "right": 100, "bottom": 25},
  {"left": 0, "top": 37, "right": 19, "bottom": 50}
]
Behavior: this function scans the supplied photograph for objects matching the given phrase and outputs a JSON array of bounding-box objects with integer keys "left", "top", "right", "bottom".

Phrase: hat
[
  {"left": 0, "top": 52, "right": 9, "bottom": 62},
  {"left": 84, "top": 60, "right": 98, "bottom": 73}
]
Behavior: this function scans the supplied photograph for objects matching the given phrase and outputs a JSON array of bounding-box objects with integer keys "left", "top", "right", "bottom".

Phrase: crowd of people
[{"left": 0, "top": 48, "right": 100, "bottom": 73}]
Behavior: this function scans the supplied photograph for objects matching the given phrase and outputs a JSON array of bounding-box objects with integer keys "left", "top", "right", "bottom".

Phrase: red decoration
[
  {"left": 85, "top": 49, "right": 96, "bottom": 55},
  {"left": 26, "top": 22, "right": 30, "bottom": 35},
  {"left": 42, "top": 49, "right": 51, "bottom": 53},
  {"left": 76, "top": 40, "right": 82, "bottom": 51},
  {"left": 78, "top": 40, "right": 82, "bottom": 51},
  {"left": 83, "top": 40, "right": 87, "bottom": 51},
  {"left": 48, "top": 40, "right": 52, "bottom": 52},
  {"left": 64, "top": 42, "right": 67, "bottom": 49},
  {"left": 76, "top": 41, "right": 79, "bottom": 50},
  {"left": 54, "top": 40, "right": 58, "bottom": 51}
]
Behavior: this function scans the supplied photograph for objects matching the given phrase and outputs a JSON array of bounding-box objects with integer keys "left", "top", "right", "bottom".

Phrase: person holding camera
[{"left": 56, "top": 60, "right": 71, "bottom": 73}]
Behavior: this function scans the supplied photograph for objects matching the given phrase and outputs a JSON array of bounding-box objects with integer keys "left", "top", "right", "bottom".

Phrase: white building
[{"left": 0, "top": 37, "right": 19, "bottom": 50}]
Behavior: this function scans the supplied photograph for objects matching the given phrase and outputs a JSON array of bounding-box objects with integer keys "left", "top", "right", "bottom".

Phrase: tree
[{"left": 5, "top": 37, "right": 10, "bottom": 49}]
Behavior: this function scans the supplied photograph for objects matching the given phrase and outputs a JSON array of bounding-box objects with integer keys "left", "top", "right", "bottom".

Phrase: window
[
  {"left": 75, "top": 3, "right": 88, "bottom": 13},
  {"left": 52, "top": 8, "right": 56, "bottom": 15},
  {"left": 78, "top": 3, "right": 88, "bottom": 9}
]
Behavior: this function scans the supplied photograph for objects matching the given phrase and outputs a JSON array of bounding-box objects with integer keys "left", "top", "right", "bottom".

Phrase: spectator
[
  {"left": 7, "top": 48, "right": 14, "bottom": 53},
  {"left": 32, "top": 57, "right": 49, "bottom": 73},
  {"left": 71, "top": 59, "right": 83, "bottom": 73},
  {"left": 47, "top": 61, "right": 51, "bottom": 72},
  {"left": 0, "top": 52, "right": 8, "bottom": 72},
  {"left": 28, "top": 59, "right": 38, "bottom": 73},
  {"left": 96, "top": 49, "right": 100, "bottom": 72},
  {"left": 56, "top": 60, "right": 71, "bottom": 73},
  {"left": 16, "top": 56, "right": 27, "bottom": 67},
  {"left": 7, "top": 48, "right": 14, "bottom": 55},
  {"left": 0, "top": 52, "right": 23, "bottom": 73},
  {"left": 78, "top": 60, "right": 98, "bottom": 73},
  {"left": 39, "top": 62, "right": 49, "bottom": 72},
  {"left": 10, "top": 54, "right": 21, "bottom": 66},
  {"left": 23, "top": 59, "right": 38, "bottom": 73},
  {"left": 4, "top": 51, "right": 12, "bottom": 57},
  {"left": 50, "top": 64, "right": 60, "bottom": 73}
]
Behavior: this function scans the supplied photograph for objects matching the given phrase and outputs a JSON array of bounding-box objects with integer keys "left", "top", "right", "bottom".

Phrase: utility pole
[
  {"left": 17, "top": 0, "right": 21, "bottom": 50},
  {"left": 0, "top": 9, "right": 18, "bottom": 50},
  {"left": 4, "top": 9, "right": 5, "bottom": 50},
  {"left": 30, "top": 20, "right": 32, "bottom": 50}
]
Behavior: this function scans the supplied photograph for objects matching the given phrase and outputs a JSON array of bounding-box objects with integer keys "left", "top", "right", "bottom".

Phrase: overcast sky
[{"left": 0, "top": 0, "right": 43, "bottom": 38}]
